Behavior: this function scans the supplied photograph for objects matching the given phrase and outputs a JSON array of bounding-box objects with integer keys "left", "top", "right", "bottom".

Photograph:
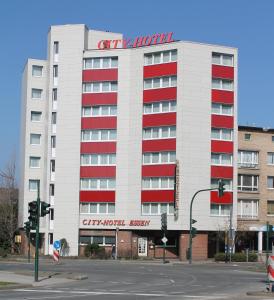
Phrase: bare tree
[{"left": 0, "top": 154, "right": 18, "bottom": 252}]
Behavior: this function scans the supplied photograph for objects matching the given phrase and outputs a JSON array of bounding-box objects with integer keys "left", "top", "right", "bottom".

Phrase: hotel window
[
  {"left": 212, "top": 53, "right": 233, "bottom": 66},
  {"left": 267, "top": 201, "right": 274, "bottom": 215},
  {"left": 237, "top": 199, "right": 258, "bottom": 219},
  {"left": 144, "top": 50, "right": 177, "bottom": 65},
  {"left": 268, "top": 153, "right": 274, "bottom": 165},
  {"left": 81, "top": 129, "right": 116, "bottom": 141},
  {"left": 50, "top": 184, "right": 55, "bottom": 196},
  {"left": 29, "top": 180, "right": 39, "bottom": 191},
  {"left": 29, "top": 157, "right": 40, "bottom": 168},
  {"left": 81, "top": 154, "right": 116, "bottom": 166},
  {"left": 142, "top": 203, "right": 174, "bottom": 215},
  {"left": 31, "top": 88, "right": 42, "bottom": 99},
  {"left": 53, "top": 41, "right": 59, "bottom": 54},
  {"left": 244, "top": 133, "right": 251, "bottom": 141},
  {"left": 52, "top": 88, "right": 57, "bottom": 101},
  {"left": 80, "top": 178, "right": 116, "bottom": 190},
  {"left": 210, "top": 204, "right": 231, "bottom": 216},
  {"left": 267, "top": 176, "right": 274, "bottom": 189},
  {"left": 211, "top": 103, "right": 233, "bottom": 116},
  {"left": 31, "top": 111, "right": 42, "bottom": 122},
  {"left": 211, "top": 179, "right": 232, "bottom": 191},
  {"left": 83, "top": 57, "right": 118, "bottom": 69},
  {"left": 211, "top": 128, "right": 233, "bottom": 141},
  {"left": 143, "top": 126, "right": 176, "bottom": 140},
  {"left": 51, "top": 136, "right": 56, "bottom": 148},
  {"left": 143, "top": 101, "right": 176, "bottom": 114},
  {"left": 80, "top": 203, "right": 115, "bottom": 215},
  {"left": 79, "top": 236, "right": 116, "bottom": 246},
  {"left": 212, "top": 78, "right": 233, "bottom": 91},
  {"left": 30, "top": 134, "right": 41, "bottom": 145},
  {"left": 238, "top": 150, "right": 259, "bottom": 168},
  {"left": 83, "top": 81, "right": 118, "bottom": 93},
  {"left": 143, "top": 151, "right": 176, "bottom": 165},
  {"left": 82, "top": 105, "right": 117, "bottom": 117},
  {"left": 32, "top": 65, "right": 43, "bottom": 77},
  {"left": 238, "top": 174, "right": 258, "bottom": 192},
  {"left": 142, "top": 177, "right": 174, "bottom": 190},
  {"left": 51, "top": 112, "right": 57, "bottom": 125},
  {"left": 211, "top": 153, "right": 233, "bottom": 166},
  {"left": 53, "top": 65, "right": 58, "bottom": 78},
  {"left": 144, "top": 76, "right": 177, "bottom": 90},
  {"left": 272, "top": 136, "right": 274, "bottom": 142}
]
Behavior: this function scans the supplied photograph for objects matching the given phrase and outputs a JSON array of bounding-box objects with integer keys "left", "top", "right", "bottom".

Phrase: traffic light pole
[
  {"left": 266, "top": 221, "right": 270, "bottom": 264},
  {"left": 28, "top": 232, "right": 30, "bottom": 263},
  {"left": 188, "top": 187, "right": 219, "bottom": 264},
  {"left": 34, "top": 180, "right": 40, "bottom": 282}
]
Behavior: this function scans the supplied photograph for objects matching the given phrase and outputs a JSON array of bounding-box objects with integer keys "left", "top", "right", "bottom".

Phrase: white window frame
[
  {"left": 237, "top": 199, "right": 258, "bottom": 219},
  {"left": 211, "top": 153, "right": 233, "bottom": 166},
  {"left": 267, "top": 176, "right": 274, "bottom": 189},
  {"left": 211, "top": 103, "right": 233, "bottom": 116},
  {"left": 80, "top": 203, "right": 115, "bottom": 215},
  {"left": 142, "top": 177, "right": 174, "bottom": 190},
  {"left": 31, "top": 88, "right": 42, "bottom": 99},
  {"left": 144, "top": 76, "right": 177, "bottom": 90},
  {"left": 238, "top": 174, "right": 259, "bottom": 192},
  {"left": 267, "top": 152, "right": 274, "bottom": 165},
  {"left": 29, "top": 180, "right": 39, "bottom": 191},
  {"left": 32, "top": 65, "right": 43, "bottom": 77},
  {"left": 211, "top": 128, "right": 233, "bottom": 141},
  {"left": 210, "top": 204, "right": 231, "bottom": 216},
  {"left": 238, "top": 150, "right": 259, "bottom": 168},
  {"left": 80, "top": 178, "right": 116, "bottom": 190},
  {"left": 267, "top": 200, "right": 274, "bottom": 216},
  {"left": 81, "top": 154, "right": 116, "bottom": 166},
  {"left": 82, "top": 105, "right": 117, "bottom": 117},
  {"left": 142, "top": 152, "right": 176, "bottom": 165},
  {"left": 141, "top": 203, "right": 174, "bottom": 215},
  {"left": 83, "top": 81, "right": 118, "bottom": 93},
  {"left": 143, "top": 126, "right": 176, "bottom": 140},
  {"left": 212, "top": 53, "right": 234, "bottom": 66},
  {"left": 29, "top": 157, "right": 41, "bottom": 168},
  {"left": 212, "top": 78, "right": 233, "bottom": 91},
  {"left": 30, "top": 134, "right": 41, "bottom": 145},
  {"left": 83, "top": 57, "right": 118, "bottom": 70},
  {"left": 30, "top": 111, "right": 42, "bottom": 122},
  {"left": 143, "top": 101, "right": 176, "bottom": 114},
  {"left": 81, "top": 130, "right": 117, "bottom": 142},
  {"left": 144, "top": 50, "right": 177, "bottom": 66}
]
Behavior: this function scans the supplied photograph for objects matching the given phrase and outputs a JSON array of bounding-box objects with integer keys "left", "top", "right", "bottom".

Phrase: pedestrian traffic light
[
  {"left": 24, "top": 221, "right": 31, "bottom": 235},
  {"left": 191, "top": 219, "right": 197, "bottom": 238},
  {"left": 218, "top": 180, "right": 226, "bottom": 197},
  {"left": 161, "top": 212, "right": 167, "bottom": 232},
  {"left": 40, "top": 201, "right": 51, "bottom": 217},
  {"left": 28, "top": 201, "right": 38, "bottom": 229}
]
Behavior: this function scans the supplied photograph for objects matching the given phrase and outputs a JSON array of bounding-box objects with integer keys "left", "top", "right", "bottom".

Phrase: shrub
[
  {"left": 84, "top": 243, "right": 100, "bottom": 258},
  {"left": 248, "top": 253, "right": 258, "bottom": 262},
  {"left": 231, "top": 253, "right": 246, "bottom": 262},
  {"left": 0, "top": 247, "right": 8, "bottom": 258},
  {"left": 214, "top": 252, "right": 226, "bottom": 261},
  {"left": 214, "top": 252, "right": 258, "bottom": 262}
]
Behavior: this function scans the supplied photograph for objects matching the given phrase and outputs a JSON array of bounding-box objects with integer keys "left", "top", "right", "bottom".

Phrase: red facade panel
[
  {"left": 211, "top": 166, "right": 233, "bottom": 179},
  {"left": 143, "top": 87, "right": 176, "bottom": 103},
  {"left": 141, "top": 190, "right": 174, "bottom": 203},
  {"left": 81, "top": 142, "right": 116, "bottom": 154},
  {"left": 143, "top": 113, "right": 176, "bottom": 127},
  {"left": 80, "top": 191, "right": 115, "bottom": 203},
  {"left": 142, "top": 164, "right": 176, "bottom": 177},
  {"left": 83, "top": 69, "right": 118, "bottom": 82},
  {"left": 210, "top": 191, "right": 233, "bottom": 204},
  {"left": 80, "top": 166, "right": 116, "bottom": 178},
  {"left": 212, "top": 65, "right": 234, "bottom": 80},
  {"left": 142, "top": 139, "right": 176, "bottom": 152},
  {"left": 211, "top": 90, "right": 234, "bottom": 104},
  {"left": 211, "top": 115, "right": 234, "bottom": 129},
  {"left": 81, "top": 117, "right": 117, "bottom": 129},
  {"left": 143, "top": 62, "right": 177, "bottom": 78},
  {"left": 82, "top": 93, "right": 117, "bottom": 106},
  {"left": 211, "top": 140, "right": 233, "bottom": 154}
]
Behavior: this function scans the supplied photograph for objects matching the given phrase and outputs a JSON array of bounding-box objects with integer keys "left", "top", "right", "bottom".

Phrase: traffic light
[
  {"left": 218, "top": 180, "right": 226, "bottom": 197},
  {"left": 161, "top": 212, "right": 167, "bottom": 232},
  {"left": 24, "top": 221, "right": 31, "bottom": 236},
  {"left": 28, "top": 201, "right": 38, "bottom": 230},
  {"left": 191, "top": 219, "right": 197, "bottom": 238},
  {"left": 40, "top": 201, "right": 51, "bottom": 217}
]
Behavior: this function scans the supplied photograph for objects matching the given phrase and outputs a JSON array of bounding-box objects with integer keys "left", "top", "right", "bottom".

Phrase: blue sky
[{"left": 0, "top": 0, "right": 274, "bottom": 172}]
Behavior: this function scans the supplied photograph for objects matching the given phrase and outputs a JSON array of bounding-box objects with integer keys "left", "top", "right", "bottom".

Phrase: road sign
[
  {"left": 162, "top": 237, "right": 168, "bottom": 244},
  {"left": 53, "top": 240, "right": 61, "bottom": 249}
]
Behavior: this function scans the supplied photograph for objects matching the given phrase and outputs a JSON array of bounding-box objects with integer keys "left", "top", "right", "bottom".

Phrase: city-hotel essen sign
[
  {"left": 82, "top": 219, "right": 151, "bottom": 227},
  {"left": 98, "top": 32, "right": 174, "bottom": 49}
]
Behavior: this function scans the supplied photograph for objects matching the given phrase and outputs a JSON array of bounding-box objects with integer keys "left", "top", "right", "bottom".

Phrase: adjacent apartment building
[
  {"left": 19, "top": 24, "right": 238, "bottom": 260},
  {"left": 237, "top": 126, "right": 274, "bottom": 254}
]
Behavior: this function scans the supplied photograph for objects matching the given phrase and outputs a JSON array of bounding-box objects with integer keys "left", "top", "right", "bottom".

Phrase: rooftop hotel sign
[{"left": 98, "top": 32, "right": 174, "bottom": 49}]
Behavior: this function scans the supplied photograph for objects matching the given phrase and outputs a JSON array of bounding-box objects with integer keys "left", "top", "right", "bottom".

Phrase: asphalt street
[{"left": 0, "top": 259, "right": 270, "bottom": 300}]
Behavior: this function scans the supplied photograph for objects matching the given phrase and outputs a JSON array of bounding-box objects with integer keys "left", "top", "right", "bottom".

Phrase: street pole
[
  {"left": 28, "top": 232, "right": 30, "bottom": 263},
  {"left": 115, "top": 227, "right": 118, "bottom": 260},
  {"left": 229, "top": 205, "right": 233, "bottom": 263},
  {"left": 267, "top": 221, "right": 269, "bottom": 264},
  {"left": 34, "top": 180, "right": 40, "bottom": 282},
  {"left": 188, "top": 188, "right": 219, "bottom": 264},
  {"left": 163, "top": 234, "right": 166, "bottom": 264}
]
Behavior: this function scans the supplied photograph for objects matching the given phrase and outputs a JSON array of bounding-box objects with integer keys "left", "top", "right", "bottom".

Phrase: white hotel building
[{"left": 19, "top": 24, "right": 238, "bottom": 259}]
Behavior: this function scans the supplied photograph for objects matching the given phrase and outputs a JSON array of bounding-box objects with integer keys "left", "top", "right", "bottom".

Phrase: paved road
[{"left": 0, "top": 260, "right": 269, "bottom": 299}]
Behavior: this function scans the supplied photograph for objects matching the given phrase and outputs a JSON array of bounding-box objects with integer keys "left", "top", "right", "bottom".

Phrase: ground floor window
[
  {"left": 80, "top": 203, "right": 115, "bottom": 215},
  {"left": 79, "top": 235, "right": 115, "bottom": 246}
]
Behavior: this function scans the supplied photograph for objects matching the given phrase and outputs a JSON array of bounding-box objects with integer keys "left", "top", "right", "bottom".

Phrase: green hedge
[{"left": 214, "top": 252, "right": 257, "bottom": 262}]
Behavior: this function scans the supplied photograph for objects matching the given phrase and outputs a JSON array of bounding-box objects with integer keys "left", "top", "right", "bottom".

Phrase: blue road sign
[{"left": 53, "top": 240, "right": 61, "bottom": 249}]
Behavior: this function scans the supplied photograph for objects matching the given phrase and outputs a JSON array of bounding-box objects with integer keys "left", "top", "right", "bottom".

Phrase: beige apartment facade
[{"left": 237, "top": 126, "right": 274, "bottom": 253}]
